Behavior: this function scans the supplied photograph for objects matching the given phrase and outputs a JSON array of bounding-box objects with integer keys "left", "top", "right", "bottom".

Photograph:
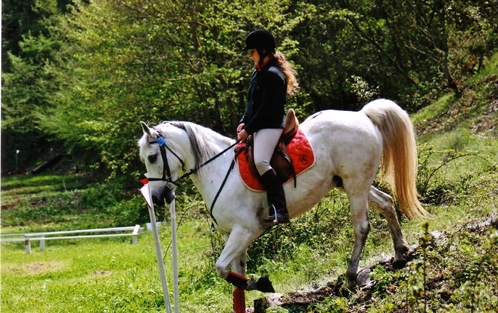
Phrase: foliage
[
  {"left": 247, "top": 190, "right": 351, "bottom": 272},
  {"left": 293, "top": 0, "right": 498, "bottom": 112},
  {"left": 2, "top": 0, "right": 497, "bottom": 181},
  {"left": 386, "top": 222, "right": 498, "bottom": 313},
  {"left": 25, "top": 0, "right": 310, "bottom": 183},
  {"left": 1, "top": 0, "right": 73, "bottom": 171},
  {"left": 1, "top": 175, "right": 149, "bottom": 230}
]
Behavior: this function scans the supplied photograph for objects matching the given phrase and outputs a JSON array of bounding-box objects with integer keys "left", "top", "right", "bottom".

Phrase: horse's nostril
[
  {"left": 165, "top": 191, "right": 176, "bottom": 204},
  {"left": 151, "top": 195, "right": 162, "bottom": 205}
]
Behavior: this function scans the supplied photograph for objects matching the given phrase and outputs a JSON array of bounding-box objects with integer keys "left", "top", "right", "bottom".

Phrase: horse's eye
[{"left": 148, "top": 154, "right": 158, "bottom": 163}]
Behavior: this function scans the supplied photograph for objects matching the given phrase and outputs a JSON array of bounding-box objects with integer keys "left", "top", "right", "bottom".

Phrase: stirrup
[
  {"left": 269, "top": 205, "right": 278, "bottom": 223},
  {"left": 264, "top": 205, "right": 290, "bottom": 224}
]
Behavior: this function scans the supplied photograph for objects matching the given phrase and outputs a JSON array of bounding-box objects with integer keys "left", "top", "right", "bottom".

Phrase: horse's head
[{"left": 138, "top": 121, "right": 184, "bottom": 205}]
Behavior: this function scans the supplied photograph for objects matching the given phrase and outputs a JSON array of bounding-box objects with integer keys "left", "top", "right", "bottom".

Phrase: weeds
[
  {"left": 401, "top": 221, "right": 498, "bottom": 313},
  {"left": 406, "top": 222, "right": 433, "bottom": 312},
  {"left": 416, "top": 142, "right": 497, "bottom": 206}
]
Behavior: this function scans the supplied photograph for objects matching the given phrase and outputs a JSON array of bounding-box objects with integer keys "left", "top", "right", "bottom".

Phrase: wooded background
[{"left": 2, "top": 0, "right": 497, "bottom": 184}]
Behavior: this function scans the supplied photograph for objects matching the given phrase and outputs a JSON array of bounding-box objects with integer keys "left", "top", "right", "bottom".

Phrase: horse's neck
[{"left": 188, "top": 132, "right": 235, "bottom": 204}]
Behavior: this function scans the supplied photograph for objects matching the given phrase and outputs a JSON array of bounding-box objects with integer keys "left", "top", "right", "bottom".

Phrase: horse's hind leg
[
  {"left": 368, "top": 186, "right": 409, "bottom": 267},
  {"left": 345, "top": 192, "right": 371, "bottom": 289}
]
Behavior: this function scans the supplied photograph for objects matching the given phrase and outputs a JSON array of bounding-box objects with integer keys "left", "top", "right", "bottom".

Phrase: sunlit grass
[
  {"left": 411, "top": 93, "right": 455, "bottom": 126},
  {"left": 1, "top": 220, "right": 239, "bottom": 313}
]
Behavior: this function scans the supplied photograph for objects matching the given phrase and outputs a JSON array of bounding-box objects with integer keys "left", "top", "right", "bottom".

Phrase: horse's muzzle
[{"left": 152, "top": 186, "right": 176, "bottom": 205}]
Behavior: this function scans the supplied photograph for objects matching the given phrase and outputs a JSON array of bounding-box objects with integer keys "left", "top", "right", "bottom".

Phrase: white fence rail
[{"left": 1, "top": 225, "right": 143, "bottom": 254}]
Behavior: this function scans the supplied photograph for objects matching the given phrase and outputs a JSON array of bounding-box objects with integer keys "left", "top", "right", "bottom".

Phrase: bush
[{"left": 107, "top": 195, "right": 150, "bottom": 226}]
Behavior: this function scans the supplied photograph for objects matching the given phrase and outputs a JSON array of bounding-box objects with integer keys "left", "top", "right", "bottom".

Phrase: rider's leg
[{"left": 253, "top": 128, "right": 289, "bottom": 224}]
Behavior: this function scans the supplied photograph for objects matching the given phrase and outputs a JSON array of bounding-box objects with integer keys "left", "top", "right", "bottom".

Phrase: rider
[{"left": 237, "top": 29, "right": 299, "bottom": 224}]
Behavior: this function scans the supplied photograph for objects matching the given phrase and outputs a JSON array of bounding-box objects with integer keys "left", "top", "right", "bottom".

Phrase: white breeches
[{"left": 253, "top": 128, "right": 283, "bottom": 175}]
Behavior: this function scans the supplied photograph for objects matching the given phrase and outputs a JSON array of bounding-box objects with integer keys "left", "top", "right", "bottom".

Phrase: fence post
[
  {"left": 40, "top": 235, "right": 45, "bottom": 251},
  {"left": 25, "top": 236, "right": 31, "bottom": 254},
  {"left": 132, "top": 225, "right": 140, "bottom": 244}
]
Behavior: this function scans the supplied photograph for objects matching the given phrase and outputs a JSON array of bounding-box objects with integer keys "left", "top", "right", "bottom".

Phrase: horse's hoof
[
  {"left": 257, "top": 276, "right": 275, "bottom": 293},
  {"left": 245, "top": 276, "right": 275, "bottom": 292},
  {"left": 356, "top": 268, "right": 372, "bottom": 287},
  {"left": 393, "top": 258, "right": 407, "bottom": 269}
]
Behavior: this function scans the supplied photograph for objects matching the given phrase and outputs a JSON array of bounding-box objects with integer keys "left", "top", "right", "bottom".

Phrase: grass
[
  {"left": 2, "top": 236, "right": 164, "bottom": 313},
  {"left": 1, "top": 174, "right": 90, "bottom": 200},
  {"left": 1, "top": 174, "right": 149, "bottom": 232},
  {"left": 1, "top": 220, "right": 244, "bottom": 313}
]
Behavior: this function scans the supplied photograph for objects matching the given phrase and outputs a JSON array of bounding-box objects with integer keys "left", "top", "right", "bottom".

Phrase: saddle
[{"left": 236, "top": 109, "right": 315, "bottom": 191}]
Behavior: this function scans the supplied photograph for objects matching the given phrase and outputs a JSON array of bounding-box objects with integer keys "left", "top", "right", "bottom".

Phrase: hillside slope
[
  {"left": 413, "top": 53, "right": 498, "bottom": 137},
  {"left": 251, "top": 54, "right": 498, "bottom": 313}
]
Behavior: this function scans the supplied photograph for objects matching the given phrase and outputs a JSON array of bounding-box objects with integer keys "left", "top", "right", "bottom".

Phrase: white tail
[{"left": 362, "top": 99, "right": 428, "bottom": 219}]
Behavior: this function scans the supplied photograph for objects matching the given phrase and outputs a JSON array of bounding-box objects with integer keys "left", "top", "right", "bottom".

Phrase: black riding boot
[{"left": 260, "top": 169, "right": 290, "bottom": 224}]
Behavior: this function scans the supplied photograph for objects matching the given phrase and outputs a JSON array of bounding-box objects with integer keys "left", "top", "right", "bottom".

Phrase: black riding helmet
[
  {"left": 243, "top": 29, "right": 276, "bottom": 66},
  {"left": 242, "top": 29, "right": 276, "bottom": 52}
]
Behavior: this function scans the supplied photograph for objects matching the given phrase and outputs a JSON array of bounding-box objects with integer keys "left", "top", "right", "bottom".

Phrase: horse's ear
[{"left": 141, "top": 121, "right": 152, "bottom": 136}]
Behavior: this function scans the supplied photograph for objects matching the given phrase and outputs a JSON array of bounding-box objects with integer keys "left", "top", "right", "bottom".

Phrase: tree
[
  {"left": 3, "top": 0, "right": 496, "bottom": 178},
  {"left": 1, "top": 0, "right": 71, "bottom": 171},
  {"left": 292, "top": 0, "right": 498, "bottom": 111},
  {"left": 35, "top": 0, "right": 310, "bottom": 182}
]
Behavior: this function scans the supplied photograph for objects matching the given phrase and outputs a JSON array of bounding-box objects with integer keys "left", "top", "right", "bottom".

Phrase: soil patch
[{"left": 22, "top": 261, "right": 65, "bottom": 275}]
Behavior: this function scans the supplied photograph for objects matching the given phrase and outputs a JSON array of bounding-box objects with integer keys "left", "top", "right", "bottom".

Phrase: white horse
[{"left": 138, "top": 99, "right": 427, "bottom": 290}]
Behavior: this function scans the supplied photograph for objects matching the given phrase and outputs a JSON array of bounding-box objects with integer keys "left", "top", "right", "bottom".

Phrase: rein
[
  {"left": 147, "top": 132, "right": 239, "bottom": 228},
  {"left": 148, "top": 133, "right": 239, "bottom": 185},
  {"left": 148, "top": 133, "right": 239, "bottom": 187}
]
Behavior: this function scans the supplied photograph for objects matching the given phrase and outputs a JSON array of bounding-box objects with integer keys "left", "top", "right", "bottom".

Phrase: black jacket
[{"left": 239, "top": 62, "right": 286, "bottom": 134}]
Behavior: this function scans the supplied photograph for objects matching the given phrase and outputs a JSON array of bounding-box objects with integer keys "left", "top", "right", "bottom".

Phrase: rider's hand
[{"left": 237, "top": 129, "right": 249, "bottom": 142}]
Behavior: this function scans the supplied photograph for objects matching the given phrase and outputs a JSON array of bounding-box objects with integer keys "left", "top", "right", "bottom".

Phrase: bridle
[
  {"left": 147, "top": 134, "right": 184, "bottom": 188},
  {"left": 146, "top": 130, "right": 240, "bottom": 228},
  {"left": 147, "top": 131, "right": 239, "bottom": 188}
]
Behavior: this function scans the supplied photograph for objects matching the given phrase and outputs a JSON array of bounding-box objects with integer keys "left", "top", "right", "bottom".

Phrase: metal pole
[
  {"left": 141, "top": 184, "right": 173, "bottom": 313},
  {"left": 170, "top": 199, "right": 180, "bottom": 313},
  {"left": 15, "top": 150, "right": 20, "bottom": 172}
]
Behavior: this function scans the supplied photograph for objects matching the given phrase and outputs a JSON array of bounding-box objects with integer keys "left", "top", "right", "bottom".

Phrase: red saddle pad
[{"left": 236, "top": 129, "right": 315, "bottom": 191}]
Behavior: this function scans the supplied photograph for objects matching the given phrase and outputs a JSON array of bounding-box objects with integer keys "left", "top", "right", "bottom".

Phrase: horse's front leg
[
  {"left": 346, "top": 195, "right": 371, "bottom": 290},
  {"left": 217, "top": 225, "right": 275, "bottom": 292},
  {"left": 230, "top": 250, "right": 248, "bottom": 277},
  {"left": 216, "top": 225, "right": 260, "bottom": 283}
]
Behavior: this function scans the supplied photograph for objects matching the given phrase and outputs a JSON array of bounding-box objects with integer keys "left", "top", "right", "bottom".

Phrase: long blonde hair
[{"left": 272, "top": 51, "right": 299, "bottom": 95}]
